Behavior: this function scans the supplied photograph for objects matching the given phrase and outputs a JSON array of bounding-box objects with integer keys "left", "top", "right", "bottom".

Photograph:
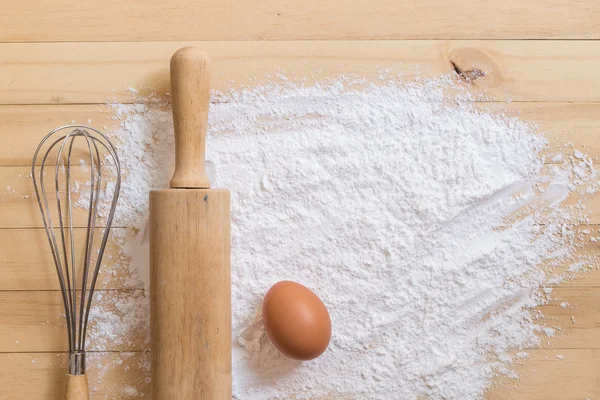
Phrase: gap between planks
[
  {"left": 0, "top": 0, "right": 598, "bottom": 41},
  {"left": 0, "top": 350, "right": 143, "bottom": 354},
  {"left": 5, "top": 101, "right": 600, "bottom": 106}
]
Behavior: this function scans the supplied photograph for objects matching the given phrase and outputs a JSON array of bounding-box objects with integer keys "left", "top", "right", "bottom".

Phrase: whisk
[{"left": 32, "top": 125, "right": 121, "bottom": 400}]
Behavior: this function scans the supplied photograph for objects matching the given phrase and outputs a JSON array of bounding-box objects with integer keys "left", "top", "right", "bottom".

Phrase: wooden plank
[
  {"left": 0, "top": 282, "right": 596, "bottom": 353},
  {"left": 0, "top": 349, "right": 596, "bottom": 399},
  {"left": 0, "top": 223, "right": 596, "bottom": 288},
  {"left": 544, "top": 168, "right": 600, "bottom": 225},
  {"left": 0, "top": 228, "right": 140, "bottom": 291},
  {"left": 486, "top": 349, "right": 600, "bottom": 399},
  {"left": 0, "top": 286, "right": 593, "bottom": 351},
  {"left": 1, "top": 103, "right": 600, "bottom": 167},
  {"left": 0, "top": 2, "right": 596, "bottom": 399},
  {"left": 0, "top": 105, "right": 119, "bottom": 167},
  {"left": 1, "top": 41, "right": 600, "bottom": 104},
  {"left": 511, "top": 226, "right": 600, "bottom": 289},
  {"left": 477, "top": 102, "right": 600, "bottom": 159},
  {"left": 0, "top": 351, "right": 149, "bottom": 399},
  {"left": 0, "top": 166, "right": 121, "bottom": 229},
  {"left": 0, "top": 290, "right": 147, "bottom": 352},
  {"left": 0, "top": 225, "right": 595, "bottom": 292},
  {"left": 542, "top": 227, "right": 600, "bottom": 287},
  {"left": 538, "top": 286, "right": 600, "bottom": 349},
  {"left": 0, "top": 0, "right": 598, "bottom": 42},
  {"left": 0, "top": 166, "right": 42, "bottom": 228},
  {"left": 2, "top": 164, "right": 599, "bottom": 228}
]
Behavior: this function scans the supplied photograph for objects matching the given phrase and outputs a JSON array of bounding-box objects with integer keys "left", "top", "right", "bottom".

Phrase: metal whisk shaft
[{"left": 32, "top": 125, "right": 121, "bottom": 375}]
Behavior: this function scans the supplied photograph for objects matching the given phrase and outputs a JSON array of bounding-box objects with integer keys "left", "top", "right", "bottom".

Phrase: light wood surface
[
  {"left": 150, "top": 48, "right": 232, "bottom": 399},
  {"left": 1, "top": 103, "right": 599, "bottom": 167},
  {"left": 1, "top": 41, "right": 600, "bottom": 104},
  {"left": 0, "top": 105, "right": 119, "bottom": 167},
  {"left": 6, "top": 165, "right": 599, "bottom": 229},
  {"left": 0, "top": 166, "right": 119, "bottom": 228},
  {"left": 0, "top": 352, "right": 150, "bottom": 399},
  {"left": 0, "top": 349, "right": 597, "bottom": 400},
  {"left": 0, "top": 284, "right": 597, "bottom": 353},
  {"left": 0, "top": 0, "right": 598, "bottom": 399},
  {"left": 0, "top": 228, "right": 137, "bottom": 291},
  {"left": 485, "top": 349, "right": 600, "bottom": 400},
  {"left": 0, "top": 290, "right": 146, "bottom": 352},
  {"left": 0, "top": 0, "right": 598, "bottom": 41}
]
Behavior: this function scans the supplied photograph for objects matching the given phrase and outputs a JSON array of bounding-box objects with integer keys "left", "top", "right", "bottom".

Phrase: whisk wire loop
[{"left": 32, "top": 125, "right": 121, "bottom": 375}]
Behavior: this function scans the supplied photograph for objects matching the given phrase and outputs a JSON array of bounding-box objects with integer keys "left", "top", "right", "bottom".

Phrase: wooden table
[{"left": 0, "top": 1, "right": 599, "bottom": 399}]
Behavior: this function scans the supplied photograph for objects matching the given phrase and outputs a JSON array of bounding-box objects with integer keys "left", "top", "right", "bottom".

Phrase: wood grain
[
  {"left": 0, "top": 279, "right": 596, "bottom": 354},
  {"left": 151, "top": 164, "right": 231, "bottom": 397},
  {"left": 64, "top": 374, "right": 88, "bottom": 400},
  {"left": 487, "top": 349, "right": 600, "bottom": 400},
  {"left": 2, "top": 166, "right": 599, "bottom": 229},
  {"left": 0, "top": 352, "right": 149, "bottom": 400},
  {"left": 0, "top": 349, "right": 597, "bottom": 399},
  {"left": 0, "top": 0, "right": 598, "bottom": 42},
  {"left": 0, "top": 0, "right": 599, "bottom": 397},
  {"left": 0, "top": 105, "right": 119, "bottom": 167},
  {"left": 536, "top": 285, "right": 600, "bottom": 349},
  {"left": 0, "top": 166, "right": 124, "bottom": 229},
  {"left": 151, "top": 189, "right": 231, "bottom": 399},
  {"left": 0, "top": 290, "right": 147, "bottom": 352},
  {"left": 477, "top": 102, "right": 600, "bottom": 159},
  {"left": 168, "top": 48, "right": 212, "bottom": 189},
  {"left": 0, "top": 225, "right": 596, "bottom": 293},
  {"left": 0, "top": 228, "right": 138, "bottom": 291},
  {"left": 1, "top": 41, "right": 600, "bottom": 104},
  {"left": 2, "top": 103, "right": 600, "bottom": 167}
]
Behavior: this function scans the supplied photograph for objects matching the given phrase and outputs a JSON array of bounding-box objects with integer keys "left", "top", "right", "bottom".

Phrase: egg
[{"left": 262, "top": 281, "right": 331, "bottom": 361}]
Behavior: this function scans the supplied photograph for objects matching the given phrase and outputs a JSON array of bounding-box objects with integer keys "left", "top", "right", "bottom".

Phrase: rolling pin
[{"left": 150, "top": 47, "right": 232, "bottom": 399}]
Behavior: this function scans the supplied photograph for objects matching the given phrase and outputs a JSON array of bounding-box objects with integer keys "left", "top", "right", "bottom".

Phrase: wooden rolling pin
[{"left": 150, "top": 47, "right": 232, "bottom": 399}]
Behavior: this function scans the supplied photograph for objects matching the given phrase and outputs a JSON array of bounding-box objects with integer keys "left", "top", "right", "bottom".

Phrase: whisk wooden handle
[
  {"left": 65, "top": 374, "right": 89, "bottom": 400},
  {"left": 169, "top": 47, "right": 212, "bottom": 189}
]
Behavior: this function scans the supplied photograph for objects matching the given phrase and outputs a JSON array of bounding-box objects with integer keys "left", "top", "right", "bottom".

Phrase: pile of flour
[{"left": 88, "top": 76, "right": 597, "bottom": 399}]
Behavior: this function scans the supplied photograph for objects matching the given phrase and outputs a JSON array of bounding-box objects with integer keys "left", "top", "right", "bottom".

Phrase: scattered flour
[
  {"left": 82, "top": 76, "right": 597, "bottom": 399},
  {"left": 542, "top": 327, "right": 556, "bottom": 338},
  {"left": 87, "top": 290, "right": 150, "bottom": 350},
  {"left": 122, "top": 385, "right": 140, "bottom": 397}
]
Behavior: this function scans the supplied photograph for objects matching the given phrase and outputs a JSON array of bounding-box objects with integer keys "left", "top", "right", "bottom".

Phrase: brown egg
[{"left": 262, "top": 281, "right": 331, "bottom": 361}]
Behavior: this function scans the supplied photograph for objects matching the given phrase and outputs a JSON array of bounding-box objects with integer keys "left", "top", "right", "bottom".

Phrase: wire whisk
[{"left": 32, "top": 125, "right": 121, "bottom": 390}]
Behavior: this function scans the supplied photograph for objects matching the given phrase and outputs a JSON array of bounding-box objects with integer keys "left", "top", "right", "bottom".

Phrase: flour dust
[{"left": 85, "top": 76, "right": 597, "bottom": 399}]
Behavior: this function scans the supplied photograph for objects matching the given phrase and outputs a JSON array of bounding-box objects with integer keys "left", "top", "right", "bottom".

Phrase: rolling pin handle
[{"left": 169, "top": 47, "right": 212, "bottom": 189}]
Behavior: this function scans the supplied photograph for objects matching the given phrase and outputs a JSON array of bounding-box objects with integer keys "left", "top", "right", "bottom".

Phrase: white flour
[{"left": 87, "top": 76, "right": 597, "bottom": 399}]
